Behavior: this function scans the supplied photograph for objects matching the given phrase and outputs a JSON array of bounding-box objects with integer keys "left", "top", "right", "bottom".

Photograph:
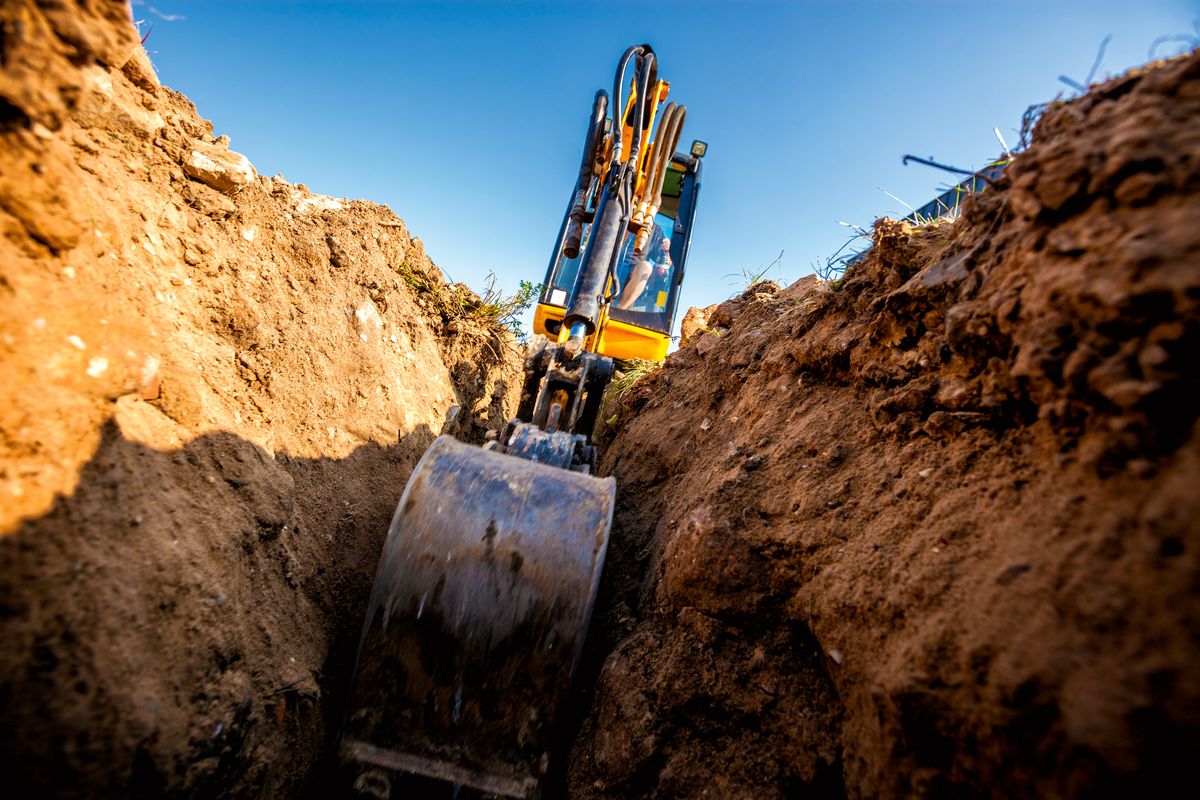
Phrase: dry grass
[{"left": 601, "top": 358, "right": 661, "bottom": 428}]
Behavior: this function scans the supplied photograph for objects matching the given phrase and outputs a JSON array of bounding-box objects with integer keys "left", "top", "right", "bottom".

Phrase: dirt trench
[
  {"left": 3, "top": 4, "right": 1200, "bottom": 799},
  {"left": 0, "top": 3, "right": 523, "bottom": 796},
  {"left": 565, "top": 51, "right": 1200, "bottom": 799}
]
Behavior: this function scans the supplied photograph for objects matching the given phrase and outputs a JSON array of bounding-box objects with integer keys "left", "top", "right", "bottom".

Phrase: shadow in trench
[{"left": 0, "top": 415, "right": 439, "bottom": 798}]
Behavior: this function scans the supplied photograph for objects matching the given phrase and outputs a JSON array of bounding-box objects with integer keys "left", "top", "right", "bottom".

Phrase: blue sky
[{"left": 139, "top": 0, "right": 1198, "bottom": 333}]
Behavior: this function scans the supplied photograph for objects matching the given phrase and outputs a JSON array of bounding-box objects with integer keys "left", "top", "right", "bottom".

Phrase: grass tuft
[
  {"left": 724, "top": 250, "right": 784, "bottom": 291},
  {"left": 456, "top": 273, "right": 542, "bottom": 339},
  {"left": 600, "top": 359, "right": 661, "bottom": 428}
]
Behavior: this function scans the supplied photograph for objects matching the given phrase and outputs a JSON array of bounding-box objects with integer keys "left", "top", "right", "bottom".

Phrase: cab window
[
  {"left": 544, "top": 161, "right": 687, "bottom": 333},
  {"left": 612, "top": 214, "right": 676, "bottom": 316}
]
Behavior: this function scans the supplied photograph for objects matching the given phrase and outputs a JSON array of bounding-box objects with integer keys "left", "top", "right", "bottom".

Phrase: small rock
[
  {"left": 680, "top": 303, "right": 718, "bottom": 346},
  {"left": 917, "top": 468, "right": 933, "bottom": 478},
  {"left": 68, "top": 335, "right": 86, "bottom": 350},
  {"left": 1100, "top": 379, "right": 1160, "bottom": 409},
  {"left": 182, "top": 142, "right": 256, "bottom": 194},
  {"left": 694, "top": 331, "right": 720, "bottom": 356},
  {"left": 441, "top": 402, "right": 458, "bottom": 434},
  {"left": 86, "top": 357, "right": 108, "bottom": 378},
  {"left": 121, "top": 45, "right": 160, "bottom": 94},
  {"left": 327, "top": 235, "right": 353, "bottom": 269},
  {"left": 827, "top": 648, "right": 842, "bottom": 665},
  {"left": 354, "top": 299, "right": 384, "bottom": 343},
  {"left": 995, "top": 563, "right": 1032, "bottom": 585},
  {"left": 1126, "top": 458, "right": 1155, "bottom": 479},
  {"left": 139, "top": 356, "right": 161, "bottom": 400},
  {"left": 1113, "top": 171, "right": 1164, "bottom": 206},
  {"left": 294, "top": 192, "right": 344, "bottom": 214},
  {"left": 699, "top": 418, "right": 711, "bottom": 431},
  {"left": 179, "top": 181, "right": 236, "bottom": 218}
]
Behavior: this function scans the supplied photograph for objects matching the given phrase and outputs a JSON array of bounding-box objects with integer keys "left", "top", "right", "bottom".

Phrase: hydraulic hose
[
  {"left": 635, "top": 104, "right": 685, "bottom": 254},
  {"left": 634, "top": 102, "right": 675, "bottom": 226},
  {"left": 633, "top": 102, "right": 677, "bottom": 245},
  {"left": 608, "top": 45, "right": 643, "bottom": 169},
  {"left": 564, "top": 90, "right": 609, "bottom": 259},
  {"left": 564, "top": 47, "right": 655, "bottom": 352},
  {"left": 650, "top": 103, "right": 686, "bottom": 213},
  {"left": 626, "top": 51, "right": 656, "bottom": 171}
]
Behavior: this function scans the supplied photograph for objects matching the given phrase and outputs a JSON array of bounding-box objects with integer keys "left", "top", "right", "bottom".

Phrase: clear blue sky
[{"left": 139, "top": 0, "right": 1198, "bottom": 333}]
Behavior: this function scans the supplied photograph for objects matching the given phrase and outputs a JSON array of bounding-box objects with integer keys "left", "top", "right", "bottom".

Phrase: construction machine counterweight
[{"left": 340, "top": 44, "right": 704, "bottom": 798}]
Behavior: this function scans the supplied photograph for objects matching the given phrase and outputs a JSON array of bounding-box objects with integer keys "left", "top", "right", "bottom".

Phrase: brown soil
[
  {"left": 569, "top": 52, "right": 1200, "bottom": 799},
  {"left": 0, "top": 3, "right": 521, "bottom": 797},
  {"left": 4, "top": 4, "right": 1199, "bottom": 800}
]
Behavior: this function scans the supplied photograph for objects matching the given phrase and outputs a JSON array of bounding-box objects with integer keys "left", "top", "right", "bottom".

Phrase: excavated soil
[
  {"left": 0, "top": 3, "right": 521, "bottom": 797},
  {"left": 4, "top": 4, "right": 1200, "bottom": 799},
  {"left": 569, "top": 52, "right": 1200, "bottom": 799}
]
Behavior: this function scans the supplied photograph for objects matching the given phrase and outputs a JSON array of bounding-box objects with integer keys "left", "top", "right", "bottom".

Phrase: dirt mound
[
  {"left": 0, "top": 3, "right": 521, "bottom": 796},
  {"left": 571, "top": 52, "right": 1200, "bottom": 798}
]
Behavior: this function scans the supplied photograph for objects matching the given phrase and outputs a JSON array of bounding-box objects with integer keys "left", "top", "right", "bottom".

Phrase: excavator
[{"left": 339, "top": 44, "right": 704, "bottom": 799}]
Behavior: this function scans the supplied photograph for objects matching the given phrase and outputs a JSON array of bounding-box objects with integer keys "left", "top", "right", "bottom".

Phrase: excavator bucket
[{"left": 340, "top": 435, "right": 615, "bottom": 798}]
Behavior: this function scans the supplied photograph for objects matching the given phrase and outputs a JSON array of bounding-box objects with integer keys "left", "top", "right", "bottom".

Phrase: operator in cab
[{"left": 617, "top": 222, "right": 673, "bottom": 311}]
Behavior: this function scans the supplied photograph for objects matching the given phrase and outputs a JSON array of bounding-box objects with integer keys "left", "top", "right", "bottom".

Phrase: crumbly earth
[
  {"left": 569, "top": 51, "right": 1200, "bottom": 799},
  {"left": 0, "top": 3, "right": 521, "bottom": 797},
  {"left": 4, "top": 4, "right": 1199, "bottom": 799}
]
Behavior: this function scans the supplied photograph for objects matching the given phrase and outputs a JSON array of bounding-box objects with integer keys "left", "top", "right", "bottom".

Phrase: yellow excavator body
[
  {"left": 340, "top": 43, "right": 703, "bottom": 799},
  {"left": 532, "top": 302, "right": 671, "bottom": 362}
]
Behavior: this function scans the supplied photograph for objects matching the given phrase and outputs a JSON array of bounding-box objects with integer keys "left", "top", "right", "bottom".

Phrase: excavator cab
[{"left": 534, "top": 151, "right": 703, "bottom": 362}]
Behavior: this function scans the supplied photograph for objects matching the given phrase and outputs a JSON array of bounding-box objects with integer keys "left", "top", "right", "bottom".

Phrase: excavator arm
[{"left": 339, "top": 45, "right": 697, "bottom": 799}]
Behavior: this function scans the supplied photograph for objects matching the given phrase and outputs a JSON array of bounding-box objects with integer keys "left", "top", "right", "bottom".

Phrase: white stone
[
  {"left": 293, "top": 190, "right": 344, "bottom": 214},
  {"left": 183, "top": 142, "right": 257, "bottom": 194},
  {"left": 354, "top": 300, "right": 384, "bottom": 343}
]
